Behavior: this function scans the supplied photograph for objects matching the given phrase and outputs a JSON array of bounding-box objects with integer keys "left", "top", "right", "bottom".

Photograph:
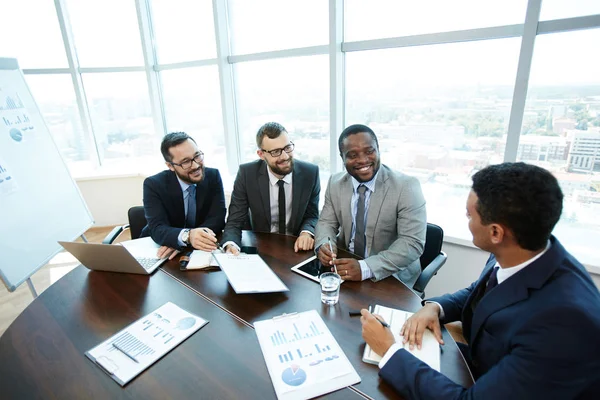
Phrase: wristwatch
[{"left": 182, "top": 229, "right": 191, "bottom": 245}]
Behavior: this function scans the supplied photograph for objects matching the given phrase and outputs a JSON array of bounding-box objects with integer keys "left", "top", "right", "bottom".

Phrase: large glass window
[
  {"left": 65, "top": 0, "right": 144, "bottom": 67},
  {"left": 25, "top": 74, "right": 92, "bottom": 171},
  {"left": 235, "top": 55, "right": 330, "bottom": 174},
  {"left": 82, "top": 72, "right": 156, "bottom": 169},
  {"left": 150, "top": 0, "right": 217, "bottom": 63},
  {"left": 346, "top": 39, "right": 521, "bottom": 239},
  {"left": 160, "top": 66, "right": 227, "bottom": 174},
  {"left": 0, "top": 0, "right": 68, "bottom": 68},
  {"left": 228, "top": 0, "right": 328, "bottom": 54},
  {"left": 540, "top": 0, "right": 600, "bottom": 21},
  {"left": 345, "top": 0, "right": 527, "bottom": 42},
  {"left": 519, "top": 29, "right": 600, "bottom": 266}
]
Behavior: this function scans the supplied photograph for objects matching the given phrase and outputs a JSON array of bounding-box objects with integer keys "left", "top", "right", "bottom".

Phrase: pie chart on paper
[
  {"left": 281, "top": 364, "right": 307, "bottom": 386},
  {"left": 9, "top": 128, "right": 23, "bottom": 142}
]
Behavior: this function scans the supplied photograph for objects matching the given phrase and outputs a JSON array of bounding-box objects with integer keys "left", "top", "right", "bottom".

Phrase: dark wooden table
[
  {"left": 0, "top": 265, "right": 362, "bottom": 399},
  {"left": 161, "top": 232, "right": 474, "bottom": 399}
]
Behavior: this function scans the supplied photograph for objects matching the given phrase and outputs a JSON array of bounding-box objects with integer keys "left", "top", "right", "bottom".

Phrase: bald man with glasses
[
  {"left": 141, "top": 132, "right": 226, "bottom": 260},
  {"left": 222, "top": 122, "right": 320, "bottom": 254}
]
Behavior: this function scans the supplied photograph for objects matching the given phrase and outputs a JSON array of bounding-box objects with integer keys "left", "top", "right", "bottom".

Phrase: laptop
[{"left": 59, "top": 237, "right": 168, "bottom": 275}]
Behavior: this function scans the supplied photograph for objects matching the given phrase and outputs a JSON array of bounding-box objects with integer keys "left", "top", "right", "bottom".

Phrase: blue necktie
[{"left": 186, "top": 185, "right": 196, "bottom": 228}]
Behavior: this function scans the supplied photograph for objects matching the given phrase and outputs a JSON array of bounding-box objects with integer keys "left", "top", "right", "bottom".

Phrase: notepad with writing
[{"left": 363, "top": 305, "right": 440, "bottom": 371}]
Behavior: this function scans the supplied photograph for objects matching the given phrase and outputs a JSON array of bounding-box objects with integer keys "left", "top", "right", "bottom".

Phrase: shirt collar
[
  {"left": 351, "top": 169, "right": 379, "bottom": 194},
  {"left": 494, "top": 240, "right": 552, "bottom": 285},
  {"left": 176, "top": 175, "right": 195, "bottom": 193},
  {"left": 267, "top": 166, "right": 292, "bottom": 186}
]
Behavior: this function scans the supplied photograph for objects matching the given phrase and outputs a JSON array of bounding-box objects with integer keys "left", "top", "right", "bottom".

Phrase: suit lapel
[
  {"left": 469, "top": 237, "right": 563, "bottom": 350},
  {"left": 194, "top": 176, "right": 208, "bottom": 225},
  {"left": 339, "top": 174, "right": 353, "bottom": 246},
  {"left": 290, "top": 162, "right": 302, "bottom": 231},
  {"left": 258, "top": 162, "right": 271, "bottom": 227},
  {"left": 167, "top": 172, "right": 186, "bottom": 226},
  {"left": 365, "top": 167, "right": 389, "bottom": 254}
]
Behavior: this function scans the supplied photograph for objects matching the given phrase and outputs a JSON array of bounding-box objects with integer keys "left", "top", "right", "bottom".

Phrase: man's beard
[
  {"left": 176, "top": 165, "right": 204, "bottom": 184},
  {"left": 268, "top": 157, "right": 294, "bottom": 176}
]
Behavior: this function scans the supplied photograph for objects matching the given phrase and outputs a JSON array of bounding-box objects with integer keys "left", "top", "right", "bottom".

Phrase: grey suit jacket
[
  {"left": 222, "top": 159, "right": 320, "bottom": 247},
  {"left": 315, "top": 165, "right": 426, "bottom": 286}
]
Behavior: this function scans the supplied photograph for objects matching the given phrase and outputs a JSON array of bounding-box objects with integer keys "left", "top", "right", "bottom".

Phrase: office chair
[
  {"left": 102, "top": 206, "right": 147, "bottom": 244},
  {"left": 412, "top": 223, "right": 447, "bottom": 299}
]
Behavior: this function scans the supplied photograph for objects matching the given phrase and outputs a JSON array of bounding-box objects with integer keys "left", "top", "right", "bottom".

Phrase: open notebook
[
  {"left": 363, "top": 305, "right": 440, "bottom": 371},
  {"left": 180, "top": 249, "right": 222, "bottom": 270}
]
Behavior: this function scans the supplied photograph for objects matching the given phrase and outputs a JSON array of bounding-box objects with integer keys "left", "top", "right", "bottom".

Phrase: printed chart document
[
  {"left": 119, "top": 237, "right": 162, "bottom": 259},
  {"left": 254, "top": 310, "right": 360, "bottom": 400},
  {"left": 363, "top": 305, "right": 440, "bottom": 371},
  {"left": 86, "top": 302, "right": 208, "bottom": 386},
  {"left": 213, "top": 253, "right": 289, "bottom": 293}
]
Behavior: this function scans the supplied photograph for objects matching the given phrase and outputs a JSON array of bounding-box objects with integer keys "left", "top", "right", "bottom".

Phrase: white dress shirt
[{"left": 267, "top": 168, "right": 293, "bottom": 233}]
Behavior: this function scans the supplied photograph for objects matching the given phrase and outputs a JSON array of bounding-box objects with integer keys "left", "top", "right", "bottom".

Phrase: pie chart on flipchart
[{"left": 9, "top": 128, "right": 22, "bottom": 142}]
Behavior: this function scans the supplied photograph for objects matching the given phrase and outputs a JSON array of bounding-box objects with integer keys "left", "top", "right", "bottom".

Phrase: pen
[
  {"left": 179, "top": 250, "right": 193, "bottom": 269},
  {"left": 112, "top": 342, "right": 139, "bottom": 363},
  {"left": 202, "top": 228, "right": 221, "bottom": 251},
  {"left": 327, "top": 236, "right": 338, "bottom": 275},
  {"left": 369, "top": 304, "right": 390, "bottom": 328}
]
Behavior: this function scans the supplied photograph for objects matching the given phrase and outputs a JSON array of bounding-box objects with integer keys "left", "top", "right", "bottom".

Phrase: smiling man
[
  {"left": 315, "top": 124, "right": 426, "bottom": 285},
  {"left": 222, "top": 122, "right": 320, "bottom": 253},
  {"left": 141, "top": 132, "right": 226, "bottom": 259}
]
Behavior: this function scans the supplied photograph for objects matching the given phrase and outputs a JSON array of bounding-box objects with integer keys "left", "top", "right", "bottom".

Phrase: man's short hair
[
  {"left": 471, "top": 162, "right": 563, "bottom": 251},
  {"left": 160, "top": 132, "right": 196, "bottom": 162},
  {"left": 256, "top": 122, "right": 287, "bottom": 149},
  {"left": 338, "top": 124, "right": 379, "bottom": 155}
]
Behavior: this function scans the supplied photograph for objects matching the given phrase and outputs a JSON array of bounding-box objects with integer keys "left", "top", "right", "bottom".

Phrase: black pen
[
  {"left": 179, "top": 250, "right": 193, "bottom": 269},
  {"left": 369, "top": 304, "right": 391, "bottom": 328}
]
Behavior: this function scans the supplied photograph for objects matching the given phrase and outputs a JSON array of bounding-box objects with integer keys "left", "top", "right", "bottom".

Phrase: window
[
  {"left": 25, "top": 74, "right": 92, "bottom": 171},
  {"left": 228, "top": 0, "right": 328, "bottom": 54},
  {"left": 344, "top": 0, "right": 527, "bottom": 42},
  {"left": 346, "top": 38, "right": 521, "bottom": 239},
  {"left": 65, "top": 0, "right": 144, "bottom": 67},
  {"left": 82, "top": 72, "right": 157, "bottom": 169},
  {"left": 160, "top": 66, "right": 227, "bottom": 175},
  {"left": 150, "top": 0, "right": 217, "bottom": 63},
  {"left": 519, "top": 29, "right": 600, "bottom": 266},
  {"left": 235, "top": 55, "right": 330, "bottom": 174},
  {"left": 540, "top": 0, "right": 600, "bottom": 21},
  {"left": 0, "top": 0, "right": 68, "bottom": 68}
]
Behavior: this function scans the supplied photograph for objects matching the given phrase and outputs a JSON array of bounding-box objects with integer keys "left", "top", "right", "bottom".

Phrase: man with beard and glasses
[
  {"left": 141, "top": 132, "right": 226, "bottom": 260},
  {"left": 360, "top": 163, "right": 600, "bottom": 399},
  {"left": 222, "top": 122, "right": 320, "bottom": 254},
  {"left": 315, "top": 124, "right": 426, "bottom": 286}
]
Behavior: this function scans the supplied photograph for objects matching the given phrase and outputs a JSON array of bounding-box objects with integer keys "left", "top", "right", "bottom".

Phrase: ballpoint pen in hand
[
  {"left": 327, "top": 236, "right": 338, "bottom": 275},
  {"left": 369, "top": 304, "right": 390, "bottom": 328}
]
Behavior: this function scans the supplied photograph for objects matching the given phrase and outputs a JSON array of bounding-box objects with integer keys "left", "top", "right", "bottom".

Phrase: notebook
[
  {"left": 180, "top": 249, "right": 222, "bottom": 270},
  {"left": 363, "top": 304, "right": 440, "bottom": 371}
]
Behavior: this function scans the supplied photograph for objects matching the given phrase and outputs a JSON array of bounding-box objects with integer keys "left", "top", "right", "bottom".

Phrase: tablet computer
[{"left": 291, "top": 255, "right": 344, "bottom": 284}]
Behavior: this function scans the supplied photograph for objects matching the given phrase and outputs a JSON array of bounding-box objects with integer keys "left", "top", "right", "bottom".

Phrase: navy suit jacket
[
  {"left": 141, "top": 168, "right": 226, "bottom": 249},
  {"left": 222, "top": 159, "right": 320, "bottom": 247},
  {"left": 380, "top": 236, "right": 600, "bottom": 399}
]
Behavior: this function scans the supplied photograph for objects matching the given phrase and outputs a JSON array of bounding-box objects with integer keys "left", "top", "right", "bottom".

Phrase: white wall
[{"left": 76, "top": 175, "right": 600, "bottom": 292}]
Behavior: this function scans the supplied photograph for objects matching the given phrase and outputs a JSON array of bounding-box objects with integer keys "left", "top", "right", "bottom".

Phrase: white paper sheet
[
  {"left": 254, "top": 310, "right": 360, "bottom": 400},
  {"left": 212, "top": 253, "right": 289, "bottom": 293},
  {"left": 86, "top": 302, "right": 207, "bottom": 386},
  {"left": 119, "top": 237, "right": 162, "bottom": 259},
  {"left": 363, "top": 305, "right": 440, "bottom": 371}
]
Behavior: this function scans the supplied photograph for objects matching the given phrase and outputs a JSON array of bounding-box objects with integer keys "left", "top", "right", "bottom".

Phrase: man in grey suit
[
  {"left": 315, "top": 124, "right": 426, "bottom": 286},
  {"left": 223, "top": 122, "right": 320, "bottom": 254}
]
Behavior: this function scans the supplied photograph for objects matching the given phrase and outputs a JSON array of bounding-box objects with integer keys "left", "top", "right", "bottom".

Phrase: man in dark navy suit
[
  {"left": 361, "top": 162, "right": 600, "bottom": 399},
  {"left": 141, "top": 132, "right": 226, "bottom": 259}
]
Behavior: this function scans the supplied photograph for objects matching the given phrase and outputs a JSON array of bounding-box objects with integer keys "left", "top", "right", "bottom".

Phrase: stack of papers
[{"left": 212, "top": 253, "right": 289, "bottom": 293}]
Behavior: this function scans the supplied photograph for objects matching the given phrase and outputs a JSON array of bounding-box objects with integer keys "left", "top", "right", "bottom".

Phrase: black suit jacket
[
  {"left": 222, "top": 159, "right": 320, "bottom": 247},
  {"left": 141, "top": 168, "right": 226, "bottom": 249}
]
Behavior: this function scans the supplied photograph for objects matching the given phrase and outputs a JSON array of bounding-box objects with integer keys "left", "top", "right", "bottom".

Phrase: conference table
[{"left": 0, "top": 232, "right": 473, "bottom": 399}]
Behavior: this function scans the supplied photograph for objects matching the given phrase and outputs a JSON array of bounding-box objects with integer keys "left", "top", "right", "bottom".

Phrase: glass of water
[{"left": 320, "top": 272, "right": 341, "bottom": 305}]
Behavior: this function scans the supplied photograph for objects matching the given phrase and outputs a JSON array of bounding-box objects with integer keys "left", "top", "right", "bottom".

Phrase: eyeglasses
[
  {"left": 170, "top": 152, "right": 204, "bottom": 170},
  {"left": 261, "top": 142, "right": 295, "bottom": 158}
]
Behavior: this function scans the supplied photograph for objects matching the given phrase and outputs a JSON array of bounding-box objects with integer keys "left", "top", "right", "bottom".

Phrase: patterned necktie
[
  {"left": 354, "top": 185, "right": 367, "bottom": 257},
  {"left": 186, "top": 185, "right": 196, "bottom": 228},
  {"left": 277, "top": 180, "right": 286, "bottom": 234}
]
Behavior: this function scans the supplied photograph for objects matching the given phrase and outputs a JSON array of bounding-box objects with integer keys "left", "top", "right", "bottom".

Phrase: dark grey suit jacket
[{"left": 222, "top": 159, "right": 320, "bottom": 247}]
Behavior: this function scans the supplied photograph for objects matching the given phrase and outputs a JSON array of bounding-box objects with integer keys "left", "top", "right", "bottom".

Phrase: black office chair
[
  {"left": 102, "top": 206, "right": 147, "bottom": 244},
  {"left": 412, "top": 223, "right": 447, "bottom": 299}
]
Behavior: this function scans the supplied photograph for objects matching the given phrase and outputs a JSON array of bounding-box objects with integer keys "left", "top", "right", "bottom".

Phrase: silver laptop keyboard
[{"left": 136, "top": 257, "right": 162, "bottom": 270}]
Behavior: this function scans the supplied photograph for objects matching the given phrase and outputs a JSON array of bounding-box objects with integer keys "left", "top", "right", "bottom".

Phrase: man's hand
[
  {"left": 317, "top": 242, "right": 337, "bottom": 266},
  {"left": 401, "top": 302, "right": 444, "bottom": 350},
  {"left": 333, "top": 258, "right": 362, "bottom": 281},
  {"left": 361, "top": 309, "right": 396, "bottom": 357},
  {"left": 225, "top": 244, "right": 240, "bottom": 256},
  {"left": 294, "top": 232, "right": 315, "bottom": 252},
  {"left": 157, "top": 246, "right": 180, "bottom": 260},
  {"left": 189, "top": 227, "right": 218, "bottom": 251}
]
